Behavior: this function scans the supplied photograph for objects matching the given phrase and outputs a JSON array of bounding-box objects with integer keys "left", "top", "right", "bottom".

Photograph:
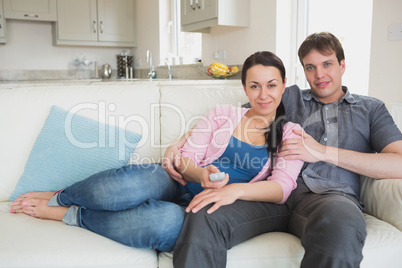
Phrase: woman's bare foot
[
  {"left": 10, "top": 191, "right": 55, "bottom": 213},
  {"left": 21, "top": 199, "right": 68, "bottom": 221}
]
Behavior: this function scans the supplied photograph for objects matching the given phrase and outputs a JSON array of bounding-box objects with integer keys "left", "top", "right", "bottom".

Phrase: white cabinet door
[
  {"left": 56, "top": 0, "right": 135, "bottom": 47},
  {"left": 0, "top": 0, "right": 6, "bottom": 43},
  {"left": 197, "top": 0, "right": 217, "bottom": 23},
  {"left": 57, "top": 0, "right": 97, "bottom": 42},
  {"left": 181, "top": 0, "right": 249, "bottom": 32},
  {"left": 97, "top": 0, "right": 135, "bottom": 43},
  {"left": 3, "top": 0, "right": 57, "bottom": 21},
  {"left": 181, "top": 0, "right": 217, "bottom": 26},
  {"left": 181, "top": 0, "right": 199, "bottom": 26}
]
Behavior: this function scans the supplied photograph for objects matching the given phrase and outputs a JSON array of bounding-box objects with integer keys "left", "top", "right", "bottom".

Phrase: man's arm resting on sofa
[
  {"left": 328, "top": 141, "right": 402, "bottom": 179},
  {"left": 279, "top": 129, "right": 402, "bottom": 180}
]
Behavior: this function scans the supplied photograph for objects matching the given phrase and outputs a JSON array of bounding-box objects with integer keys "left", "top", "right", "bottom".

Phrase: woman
[{"left": 10, "top": 51, "right": 303, "bottom": 252}]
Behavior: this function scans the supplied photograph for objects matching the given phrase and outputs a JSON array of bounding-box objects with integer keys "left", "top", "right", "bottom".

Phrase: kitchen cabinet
[
  {"left": 3, "top": 0, "right": 57, "bottom": 21},
  {"left": 0, "top": 0, "right": 6, "bottom": 43},
  {"left": 181, "top": 0, "right": 249, "bottom": 33},
  {"left": 55, "top": 0, "right": 135, "bottom": 47}
]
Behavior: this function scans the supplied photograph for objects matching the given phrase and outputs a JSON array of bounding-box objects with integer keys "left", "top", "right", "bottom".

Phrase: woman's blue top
[{"left": 185, "top": 135, "right": 269, "bottom": 197}]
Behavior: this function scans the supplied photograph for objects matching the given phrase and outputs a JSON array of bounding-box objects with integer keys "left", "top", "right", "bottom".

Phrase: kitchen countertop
[{"left": 0, "top": 78, "right": 242, "bottom": 89}]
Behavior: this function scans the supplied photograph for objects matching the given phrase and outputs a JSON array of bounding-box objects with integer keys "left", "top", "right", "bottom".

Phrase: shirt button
[
  {"left": 326, "top": 120, "right": 330, "bottom": 124},
  {"left": 325, "top": 107, "right": 329, "bottom": 111},
  {"left": 324, "top": 137, "right": 328, "bottom": 141}
]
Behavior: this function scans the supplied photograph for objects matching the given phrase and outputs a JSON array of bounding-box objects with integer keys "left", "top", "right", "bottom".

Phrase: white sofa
[{"left": 0, "top": 81, "right": 401, "bottom": 268}]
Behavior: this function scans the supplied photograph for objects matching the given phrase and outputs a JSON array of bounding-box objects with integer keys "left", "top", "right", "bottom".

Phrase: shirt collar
[{"left": 303, "top": 86, "right": 356, "bottom": 104}]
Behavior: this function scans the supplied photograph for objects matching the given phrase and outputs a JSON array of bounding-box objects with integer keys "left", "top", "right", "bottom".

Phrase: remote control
[{"left": 209, "top": 172, "right": 226, "bottom": 182}]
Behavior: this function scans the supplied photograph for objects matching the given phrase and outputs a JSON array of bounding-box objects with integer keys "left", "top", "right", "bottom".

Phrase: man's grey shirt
[{"left": 280, "top": 85, "right": 402, "bottom": 200}]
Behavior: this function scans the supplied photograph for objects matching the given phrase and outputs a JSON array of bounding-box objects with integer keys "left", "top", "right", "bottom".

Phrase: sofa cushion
[
  {"left": 0, "top": 202, "right": 158, "bottom": 268},
  {"left": 360, "top": 214, "right": 402, "bottom": 268},
  {"left": 9, "top": 105, "right": 142, "bottom": 201},
  {"left": 360, "top": 176, "right": 402, "bottom": 231}
]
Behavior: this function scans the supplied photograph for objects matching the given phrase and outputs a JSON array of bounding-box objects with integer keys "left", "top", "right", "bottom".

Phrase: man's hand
[
  {"left": 278, "top": 129, "right": 328, "bottom": 163},
  {"left": 162, "top": 145, "right": 187, "bottom": 185},
  {"left": 162, "top": 129, "right": 194, "bottom": 185}
]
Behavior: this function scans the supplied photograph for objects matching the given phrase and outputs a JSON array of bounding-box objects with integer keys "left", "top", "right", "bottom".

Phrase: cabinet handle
[
  {"left": 100, "top": 21, "right": 104, "bottom": 34},
  {"left": 24, "top": 14, "right": 39, "bottom": 18},
  {"left": 93, "top": 20, "right": 97, "bottom": 33},
  {"left": 190, "top": 0, "right": 195, "bottom": 10}
]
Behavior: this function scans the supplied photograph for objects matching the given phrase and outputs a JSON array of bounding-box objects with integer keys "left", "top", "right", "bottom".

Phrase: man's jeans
[{"left": 50, "top": 163, "right": 191, "bottom": 252}]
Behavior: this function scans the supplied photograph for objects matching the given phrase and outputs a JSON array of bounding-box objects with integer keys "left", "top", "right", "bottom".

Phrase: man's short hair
[{"left": 298, "top": 32, "right": 345, "bottom": 66}]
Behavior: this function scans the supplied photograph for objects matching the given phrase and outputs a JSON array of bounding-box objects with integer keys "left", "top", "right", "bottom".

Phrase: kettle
[{"left": 101, "top": 64, "right": 112, "bottom": 79}]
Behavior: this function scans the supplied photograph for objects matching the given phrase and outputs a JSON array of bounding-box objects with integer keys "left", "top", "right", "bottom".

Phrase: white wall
[
  {"left": 134, "top": 0, "right": 160, "bottom": 68},
  {"left": 201, "top": 0, "right": 277, "bottom": 66},
  {"left": 0, "top": 20, "right": 128, "bottom": 71},
  {"left": 369, "top": 0, "right": 402, "bottom": 106}
]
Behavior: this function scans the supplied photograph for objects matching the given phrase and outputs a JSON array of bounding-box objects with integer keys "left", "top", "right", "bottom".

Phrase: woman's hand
[
  {"left": 162, "top": 144, "right": 187, "bottom": 185},
  {"left": 186, "top": 184, "right": 243, "bottom": 214},
  {"left": 198, "top": 165, "right": 229, "bottom": 189},
  {"left": 278, "top": 129, "right": 327, "bottom": 163}
]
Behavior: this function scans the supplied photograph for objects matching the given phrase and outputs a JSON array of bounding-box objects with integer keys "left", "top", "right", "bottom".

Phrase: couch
[{"left": 0, "top": 80, "right": 401, "bottom": 268}]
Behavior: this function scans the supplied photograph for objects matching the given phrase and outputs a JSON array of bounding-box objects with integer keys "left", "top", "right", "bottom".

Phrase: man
[{"left": 163, "top": 32, "right": 402, "bottom": 268}]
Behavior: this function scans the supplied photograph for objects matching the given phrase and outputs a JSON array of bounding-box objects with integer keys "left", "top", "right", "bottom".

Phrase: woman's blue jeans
[{"left": 50, "top": 163, "right": 190, "bottom": 252}]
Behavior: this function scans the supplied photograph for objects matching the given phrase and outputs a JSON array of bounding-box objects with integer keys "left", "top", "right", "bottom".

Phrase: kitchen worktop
[
  {"left": 0, "top": 64, "right": 243, "bottom": 86},
  {"left": 0, "top": 78, "right": 242, "bottom": 89}
]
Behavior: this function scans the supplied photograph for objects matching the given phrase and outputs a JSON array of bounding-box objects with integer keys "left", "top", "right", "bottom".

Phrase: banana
[
  {"left": 208, "top": 62, "right": 239, "bottom": 77},
  {"left": 209, "top": 62, "right": 229, "bottom": 75}
]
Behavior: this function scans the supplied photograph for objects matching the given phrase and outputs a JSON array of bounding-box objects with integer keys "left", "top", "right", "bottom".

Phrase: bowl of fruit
[{"left": 201, "top": 62, "right": 240, "bottom": 79}]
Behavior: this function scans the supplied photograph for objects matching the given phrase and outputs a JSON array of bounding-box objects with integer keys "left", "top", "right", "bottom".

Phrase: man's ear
[{"left": 340, "top": 59, "right": 346, "bottom": 75}]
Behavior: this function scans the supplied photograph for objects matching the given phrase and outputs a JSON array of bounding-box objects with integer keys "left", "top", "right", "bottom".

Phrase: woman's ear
[
  {"left": 282, "top": 78, "right": 287, "bottom": 93},
  {"left": 243, "top": 85, "right": 248, "bottom": 96}
]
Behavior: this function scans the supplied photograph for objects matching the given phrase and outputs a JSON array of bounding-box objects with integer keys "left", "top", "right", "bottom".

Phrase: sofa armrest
[{"left": 360, "top": 176, "right": 402, "bottom": 231}]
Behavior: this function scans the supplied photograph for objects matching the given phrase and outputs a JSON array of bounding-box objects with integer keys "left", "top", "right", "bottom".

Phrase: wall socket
[
  {"left": 389, "top": 24, "right": 402, "bottom": 41},
  {"left": 214, "top": 49, "right": 227, "bottom": 60}
]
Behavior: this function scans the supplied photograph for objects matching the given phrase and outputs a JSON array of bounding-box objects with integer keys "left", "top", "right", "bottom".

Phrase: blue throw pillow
[{"left": 9, "top": 106, "right": 142, "bottom": 201}]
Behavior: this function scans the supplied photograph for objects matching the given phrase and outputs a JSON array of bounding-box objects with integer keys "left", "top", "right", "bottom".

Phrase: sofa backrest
[
  {"left": 0, "top": 83, "right": 161, "bottom": 201},
  {"left": 0, "top": 81, "right": 249, "bottom": 202},
  {"left": 159, "top": 81, "right": 249, "bottom": 158}
]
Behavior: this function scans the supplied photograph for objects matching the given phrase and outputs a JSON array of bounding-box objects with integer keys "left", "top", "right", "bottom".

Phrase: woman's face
[{"left": 243, "top": 64, "right": 286, "bottom": 120}]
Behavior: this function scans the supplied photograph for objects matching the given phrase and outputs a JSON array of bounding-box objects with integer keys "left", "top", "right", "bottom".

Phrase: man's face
[{"left": 302, "top": 49, "right": 346, "bottom": 103}]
